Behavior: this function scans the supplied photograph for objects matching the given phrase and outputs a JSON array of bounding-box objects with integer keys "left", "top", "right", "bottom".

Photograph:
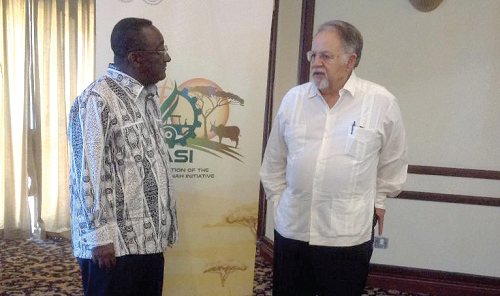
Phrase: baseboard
[
  {"left": 368, "top": 264, "right": 500, "bottom": 296},
  {"left": 257, "top": 237, "right": 500, "bottom": 296},
  {"left": 257, "top": 236, "right": 274, "bottom": 264}
]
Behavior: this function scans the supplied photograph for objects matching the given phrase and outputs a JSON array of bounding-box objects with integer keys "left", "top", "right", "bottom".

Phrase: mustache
[{"left": 311, "top": 68, "right": 326, "bottom": 75}]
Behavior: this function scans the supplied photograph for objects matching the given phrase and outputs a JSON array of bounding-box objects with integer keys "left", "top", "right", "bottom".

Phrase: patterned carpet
[
  {"left": 0, "top": 237, "right": 433, "bottom": 296},
  {"left": 0, "top": 237, "right": 82, "bottom": 296}
]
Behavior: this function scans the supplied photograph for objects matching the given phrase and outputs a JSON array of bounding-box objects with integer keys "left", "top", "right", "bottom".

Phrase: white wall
[
  {"left": 314, "top": 0, "right": 500, "bottom": 170},
  {"left": 265, "top": 0, "right": 500, "bottom": 278}
]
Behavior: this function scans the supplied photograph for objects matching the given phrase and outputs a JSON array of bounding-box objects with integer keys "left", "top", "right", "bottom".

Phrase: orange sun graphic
[{"left": 176, "top": 78, "right": 230, "bottom": 140}]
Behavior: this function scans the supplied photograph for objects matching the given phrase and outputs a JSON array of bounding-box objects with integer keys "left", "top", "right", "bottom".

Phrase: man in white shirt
[{"left": 260, "top": 20, "right": 407, "bottom": 296}]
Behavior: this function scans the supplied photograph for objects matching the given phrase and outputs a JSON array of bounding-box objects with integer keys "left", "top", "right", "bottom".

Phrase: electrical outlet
[{"left": 374, "top": 236, "right": 389, "bottom": 249}]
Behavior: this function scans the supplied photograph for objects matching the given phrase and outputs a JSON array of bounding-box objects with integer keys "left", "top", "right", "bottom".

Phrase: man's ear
[
  {"left": 346, "top": 53, "right": 357, "bottom": 71},
  {"left": 127, "top": 52, "right": 142, "bottom": 68}
]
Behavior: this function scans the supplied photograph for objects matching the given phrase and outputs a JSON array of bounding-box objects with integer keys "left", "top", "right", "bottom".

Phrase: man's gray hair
[{"left": 316, "top": 20, "right": 363, "bottom": 68}]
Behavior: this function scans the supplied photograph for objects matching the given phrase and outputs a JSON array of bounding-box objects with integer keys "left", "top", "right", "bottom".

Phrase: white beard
[{"left": 310, "top": 69, "right": 329, "bottom": 90}]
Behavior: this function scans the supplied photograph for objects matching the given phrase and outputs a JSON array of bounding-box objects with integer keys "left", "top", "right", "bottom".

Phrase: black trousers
[
  {"left": 77, "top": 253, "right": 164, "bottom": 296},
  {"left": 273, "top": 230, "right": 373, "bottom": 296}
]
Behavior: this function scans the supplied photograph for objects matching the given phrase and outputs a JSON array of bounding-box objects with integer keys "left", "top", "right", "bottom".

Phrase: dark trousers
[
  {"left": 273, "top": 230, "right": 373, "bottom": 296},
  {"left": 77, "top": 253, "right": 164, "bottom": 296}
]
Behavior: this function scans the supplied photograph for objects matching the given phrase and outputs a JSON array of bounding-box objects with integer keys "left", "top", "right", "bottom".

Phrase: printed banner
[{"left": 96, "top": 1, "right": 273, "bottom": 295}]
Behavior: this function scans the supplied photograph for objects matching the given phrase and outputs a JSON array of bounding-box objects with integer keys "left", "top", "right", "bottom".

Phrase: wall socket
[{"left": 374, "top": 236, "right": 389, "bottom": 249}]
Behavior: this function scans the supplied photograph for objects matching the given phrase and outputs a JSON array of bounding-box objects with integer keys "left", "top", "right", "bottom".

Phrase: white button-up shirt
[{"left": 260, "top": 72, "right": 407, "bottom": 247}]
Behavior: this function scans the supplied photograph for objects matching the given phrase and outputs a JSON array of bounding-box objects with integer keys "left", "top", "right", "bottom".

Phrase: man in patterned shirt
[{"left": 67, "top": 17, "right": 178, "bottom": 296}]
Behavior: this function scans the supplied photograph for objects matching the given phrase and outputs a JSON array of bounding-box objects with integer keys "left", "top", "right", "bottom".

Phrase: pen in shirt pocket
[{"left": 350, "top": 121, "right": 364, "bottom": 134}]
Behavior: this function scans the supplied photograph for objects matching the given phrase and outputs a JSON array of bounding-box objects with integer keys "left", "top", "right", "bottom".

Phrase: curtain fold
[
  {"left": 0, "top": 0, "right": 95, "bottom": 238},
  {"left": 0, "top": 0, "right": 31, "bottom": 239},
  {"left": 34, "top": 0, "right": 95, "bottom": 234}
]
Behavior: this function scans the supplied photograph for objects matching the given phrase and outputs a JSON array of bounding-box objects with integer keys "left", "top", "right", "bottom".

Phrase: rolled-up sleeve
[{"left": 375, "top": 99, "right": 408, "bottom": 209}]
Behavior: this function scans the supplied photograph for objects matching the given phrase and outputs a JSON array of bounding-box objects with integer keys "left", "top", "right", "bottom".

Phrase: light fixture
[{"left": 409, "top": 0, "right": 444, "bottom": 12}]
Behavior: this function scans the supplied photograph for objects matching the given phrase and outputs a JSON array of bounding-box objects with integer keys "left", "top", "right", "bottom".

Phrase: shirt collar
[
  {"left": 307, "top": 71, "right": 358, "bottom": 99},
  {"left": 341, "top": 71, "right": 357, "bottom": 98},
  {"left": 106, "top": 64, "right": 146, "bottom": 100},
  {"left": 308, "top": 82, "right": 321, "bottom": 99}
]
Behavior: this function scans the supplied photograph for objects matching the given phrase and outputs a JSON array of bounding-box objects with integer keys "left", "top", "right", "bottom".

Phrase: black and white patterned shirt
[{"left": 68, "top": 64, "right": 178, "bottom": 259}]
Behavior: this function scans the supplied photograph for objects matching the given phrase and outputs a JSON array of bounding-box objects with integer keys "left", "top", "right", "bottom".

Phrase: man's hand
[
  {"left": 375, "top": 208, "right": 386, "bottom": 236},
  {"left": 92, "top": 243, "right": 116, "bottom": 271}
]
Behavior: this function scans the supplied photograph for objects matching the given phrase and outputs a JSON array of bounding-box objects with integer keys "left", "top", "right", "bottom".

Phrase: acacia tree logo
[
  {"left": 160, "top": 78, "right": 245, "bottom": 162},
  {"left": 187, "top": 86, "right": 244, "bottom": 140},
  {"left": 203, "top": 258, "right": 247, "bottom": 288},
  {"left": 202, "top": 202, "right": 258, "bottom": 240},
  {"left": 201, "top": 202, "right": 257, "bottom": 291},
  {"left": 186, "top": 84, "right": 245, "bottom": 162},
  {"left": 223, "top": 203, "right": 258, "bottom": 240}
]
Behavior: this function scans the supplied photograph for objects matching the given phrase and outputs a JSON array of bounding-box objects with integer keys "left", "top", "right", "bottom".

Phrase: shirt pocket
[
  {"left": 276, "top": 190, "right": 300, "bottom": 233},
  {"left": 344, "top": 127, "right": 381, "bottom": 160},
  {"left": 121, "top": 121, "right": 145, "bottom": 144},
  {"left": 284, "top": 124, "right": 307, "bottom": 157},
  {"left": 330, "top": 196, "right": 365, "bottom": 236}
]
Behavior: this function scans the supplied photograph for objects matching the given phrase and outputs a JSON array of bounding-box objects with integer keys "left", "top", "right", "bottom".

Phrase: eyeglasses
[
  {"left": 306, "top": 51, "right": 342, "bottom": 62},
  {"left": 129, "top": 45, "right": 169, "bottom": 56}
]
